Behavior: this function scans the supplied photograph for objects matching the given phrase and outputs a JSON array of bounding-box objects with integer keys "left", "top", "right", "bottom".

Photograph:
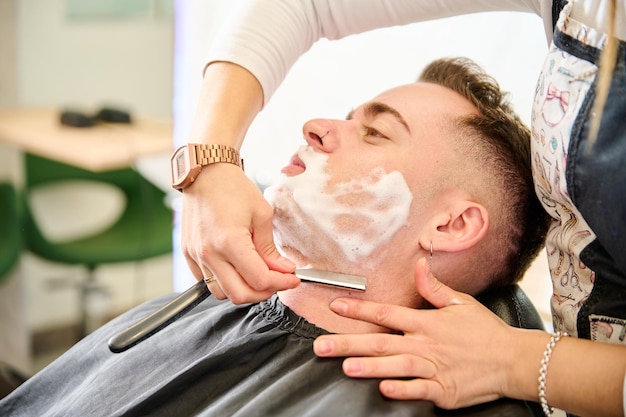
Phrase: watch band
[
  {"left": 193, "top": 144, "right": 244, "bottom": 170},
  {"left": 171, "top": 143, "right": 245, "bottom": 192}
]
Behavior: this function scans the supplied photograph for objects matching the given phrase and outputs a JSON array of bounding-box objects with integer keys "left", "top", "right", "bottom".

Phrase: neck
[
  {"left": 277, "top": 258, "right": 423, "bottom": 334},
  {"left": 278, "top": 284, "right": 385, "bottom": 334},
  {"left": 275, "top": 230, "right": 427, "bottom": 333}
]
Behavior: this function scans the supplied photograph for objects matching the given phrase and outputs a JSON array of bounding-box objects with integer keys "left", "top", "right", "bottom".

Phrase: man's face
[
  {"left": 265, "top": 82, "right": 478, "bottom": 270},
  {"left": 302, "top": 82, "right": 477, "bottom": 186}
]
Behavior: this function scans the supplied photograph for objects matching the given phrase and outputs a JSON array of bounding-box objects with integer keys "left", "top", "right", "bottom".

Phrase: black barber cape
[{"left": 0, "top": 294, "right": 538, "bottom": 416}]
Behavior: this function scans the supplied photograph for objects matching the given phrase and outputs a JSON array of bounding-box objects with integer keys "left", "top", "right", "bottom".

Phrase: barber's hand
[
  {"left": 313, "top": 258, "right": 521, "bottom": 409},
  {"left": 181, "top": 163, "right": 299, "bottom": 304}
]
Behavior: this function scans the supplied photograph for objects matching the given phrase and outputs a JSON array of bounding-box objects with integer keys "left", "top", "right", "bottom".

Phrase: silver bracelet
[{"left": 538, "top": 331, "right": 567, "bottom": 416}]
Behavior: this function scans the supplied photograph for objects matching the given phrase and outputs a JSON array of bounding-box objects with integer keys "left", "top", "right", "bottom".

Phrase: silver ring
[{"left": 203, "top": 275, "right": 216, "bottom": 285}]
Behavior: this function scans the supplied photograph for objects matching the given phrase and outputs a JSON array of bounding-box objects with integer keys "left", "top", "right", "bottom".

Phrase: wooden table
[{"left": 0, "top": 108, "right": 173, "bottom": 172}]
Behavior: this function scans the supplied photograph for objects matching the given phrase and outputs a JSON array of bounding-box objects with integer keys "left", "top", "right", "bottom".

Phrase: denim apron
[{"left": 532, "top": 0, "right": 626, "bottom": 344}]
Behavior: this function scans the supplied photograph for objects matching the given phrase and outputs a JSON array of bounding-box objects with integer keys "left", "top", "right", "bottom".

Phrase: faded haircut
[{"left": 418, "top": 57, "right": 550, "bottom": 288}]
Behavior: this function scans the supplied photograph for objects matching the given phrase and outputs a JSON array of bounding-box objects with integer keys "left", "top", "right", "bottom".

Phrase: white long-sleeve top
[
  {"left": 205, "top": 0, "right": 624, "bottom": 106},
  {"left": 205, "top": 0, "right": 550, "bottom": 105}
]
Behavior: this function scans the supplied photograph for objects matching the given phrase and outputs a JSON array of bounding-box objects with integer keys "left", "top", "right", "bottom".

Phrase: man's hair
[{"left": 418, "top": 57, "right": 550, "bottom": 288}]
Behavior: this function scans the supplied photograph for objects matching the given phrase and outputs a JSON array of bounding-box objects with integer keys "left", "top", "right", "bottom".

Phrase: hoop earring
[{"left": 429, "top": 241, "right": 433, "bottom": 272}]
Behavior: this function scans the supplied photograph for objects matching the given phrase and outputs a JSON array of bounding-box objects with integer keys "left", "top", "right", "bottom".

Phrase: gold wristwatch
[{"left": 171, "top": 143, "right": 244, "bottom": 191}]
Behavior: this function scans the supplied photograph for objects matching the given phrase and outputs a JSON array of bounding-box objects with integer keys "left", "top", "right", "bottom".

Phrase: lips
[{"left": 281, "top": 154, "right": 306, "bottom": 176}]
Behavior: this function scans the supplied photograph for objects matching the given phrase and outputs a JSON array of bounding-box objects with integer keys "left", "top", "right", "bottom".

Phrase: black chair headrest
[{"left": 477, "top": 284, "right": 545, "bottom": 330}]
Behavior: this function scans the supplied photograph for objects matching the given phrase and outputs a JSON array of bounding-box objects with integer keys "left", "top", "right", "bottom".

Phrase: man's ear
[{"left": 419, "top": 200, "right": 489, "bottom": 253}]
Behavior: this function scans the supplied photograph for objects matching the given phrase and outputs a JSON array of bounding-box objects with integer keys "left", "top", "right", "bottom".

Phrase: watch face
[
  {"left": 174, "top": 148, "right": 189, "bottom": 179},
  {"left": 171, "top": 143, "right": 242, "bottom": 191},
  {"left": 171, "top": 145, "right": 193, "bottom": 189}
]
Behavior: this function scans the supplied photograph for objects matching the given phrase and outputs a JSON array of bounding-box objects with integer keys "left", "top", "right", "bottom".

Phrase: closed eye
[{"left": 363, "top": 125, "right": 389, "bottom": 140}]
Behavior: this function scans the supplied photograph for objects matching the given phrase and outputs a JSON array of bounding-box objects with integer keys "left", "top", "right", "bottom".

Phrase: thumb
[
  {"left": 251, "top": 212, "right": 296, "bottom": 273},
  {"left": 414, "top": 257, "right": 464, "bottom": 308}
]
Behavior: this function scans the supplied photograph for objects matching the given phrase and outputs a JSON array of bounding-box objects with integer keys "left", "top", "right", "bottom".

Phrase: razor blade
[{"left": 295, "top": 269, "right": 367, "bottom": 291}]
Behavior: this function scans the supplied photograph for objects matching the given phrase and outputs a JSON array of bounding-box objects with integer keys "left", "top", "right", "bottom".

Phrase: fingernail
[
  {"left": 343, "top": 359, "right": 362, "bottom": 375},
  {"left": 380, "top": 380, "right": 396, "bottom": 396},
  {"left": 329, "top": 299, "right": 348, "bottom": 314},
  {"left": 314, "top": 339, "right": 333, "bottom": 355},
  {"left": 447, "top": 298, "right": 462, "bottom": 306}
]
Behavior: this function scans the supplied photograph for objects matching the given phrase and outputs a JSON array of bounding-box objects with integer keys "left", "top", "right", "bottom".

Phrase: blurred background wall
[{"left": 14, "top": 0, "right": 173, "bottom": 119}]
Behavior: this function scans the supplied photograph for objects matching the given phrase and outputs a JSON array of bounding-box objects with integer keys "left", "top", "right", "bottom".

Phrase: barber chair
[
  {"left": 478, "top": 284, "right": 545, "bottom": 331},
  {"left": 22, "top": 152, "right": 173, "bottom": 337}
]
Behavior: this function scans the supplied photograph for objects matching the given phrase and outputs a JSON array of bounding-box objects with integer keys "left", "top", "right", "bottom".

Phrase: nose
[{"left": 302, "top": 119, "right": 339, "bottom": 152}]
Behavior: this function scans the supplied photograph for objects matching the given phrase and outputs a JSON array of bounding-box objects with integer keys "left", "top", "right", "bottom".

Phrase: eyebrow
[{"left": 346, "top": 102, "right": 411, "bottom": 134}]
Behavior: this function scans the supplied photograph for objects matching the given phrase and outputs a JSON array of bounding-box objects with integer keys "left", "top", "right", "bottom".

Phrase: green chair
[
  {"left": 0, "top": 183, "right": 21, "bottom": 284},
  {"left": 22, "top": 153, "right": 173, "bottom": 336},
  {"left": 0, "top": 182, "right": 29, "bottom": 395}
]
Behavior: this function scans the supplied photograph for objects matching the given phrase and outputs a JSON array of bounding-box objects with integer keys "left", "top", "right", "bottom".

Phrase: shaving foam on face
[{"left": 264, "top": 146, "right": 413, "bottom": 265}]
